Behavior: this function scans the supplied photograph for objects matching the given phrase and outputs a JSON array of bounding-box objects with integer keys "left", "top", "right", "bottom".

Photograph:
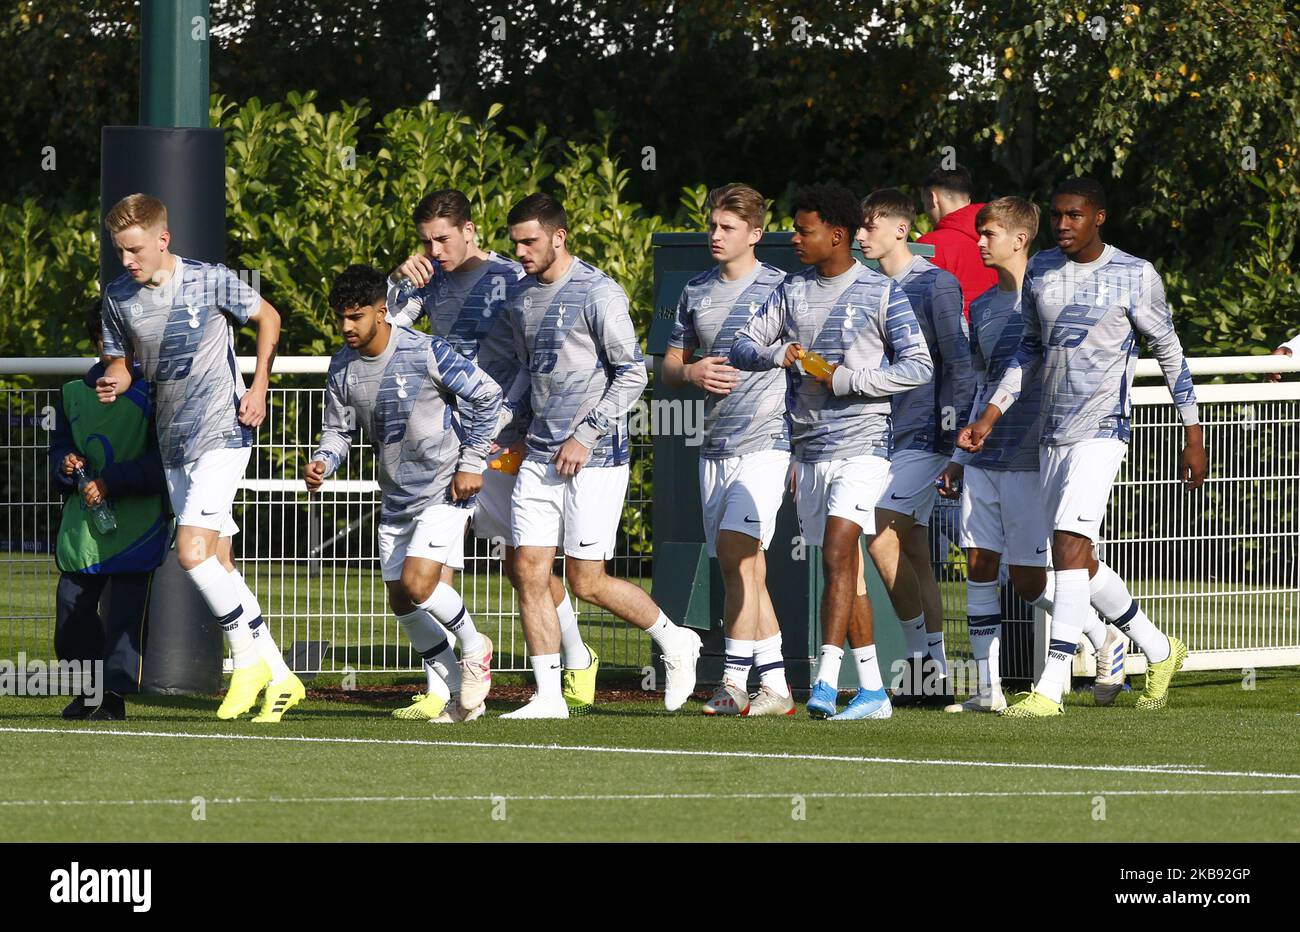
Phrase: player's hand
[
  {"left": 238, "top": 386, "right": 268, "bottom": 428},
  {"left": 779, "top": 343, "right": 804, "bottom": 369},
  {"left": 1181, "top": 424, "right": 1207, "bottom": 490},
  {"left": 812, "top": 365, "right": 838, "bottom": 391},
  {"left": 81, "top": 478, "right": 107, "bottom": 508},
  {"left": 451, "top": 470, "right": 484, "bottom": 502},
  {"left": 686, "top": 355, "right": 739, "bottom": 395},
  {"left": 395, "top": 254, "right": 436, "bottom": 289},
  {"left": 787, "top": 459, "right": 797, "bottom": 495},
  {"left": 1267, "top": 346, "right": 1292, "bottom": 383},
  {"left": 554, "top": 436, "right": 592, "bottom": 477},
  {"left": 94, "top": 376, "right": 121, "bottom": 404},
  {"left": 936, "top": 462, "right": 964, "bottom": 500},
  {"left": 303, "top": 459, "right": 327, "bottom": 494},
  {"left": 956, "top": 412, "right": 996, "bottom": 453},
  {"left": 61, "top": 453, "right": 86, "bottom": 475}
]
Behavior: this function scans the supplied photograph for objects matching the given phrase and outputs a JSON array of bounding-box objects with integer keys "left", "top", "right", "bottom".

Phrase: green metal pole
[{"left": 140, "top": 0, "right": 210, "bottom": 128}]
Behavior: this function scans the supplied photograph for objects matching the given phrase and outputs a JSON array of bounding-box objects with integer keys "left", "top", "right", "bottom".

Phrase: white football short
[
  {"left": 471, "top": 466, "right": 515, "bottom": 542},
  {"left": 699, "top": 449, "right": 790, "bottom": 557},
  {"left": 165, "top": 446, "right": 250, "bottom": 537},
  {"left": 794, "top": 453, "right": 891, "bottom": 546},
  {"left": 511, "top": 459, "right": 629, "bottom": 561},
  {"left": 959, "top": 466, "right": 1052, "bottom": 566},
  {"left": 377, "top": 500, "right": 470, "bottom": 582},
  {"left": 877, "top": 450, "right": 948, "bottom": 526},
  {"left": 1039, "top": 438, "right": 1128, "bottom": 542}
]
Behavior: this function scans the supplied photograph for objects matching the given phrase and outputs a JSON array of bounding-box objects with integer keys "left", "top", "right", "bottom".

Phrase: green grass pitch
[{"left": 1, "top": 668, "right": 1297, "bottom": 842}]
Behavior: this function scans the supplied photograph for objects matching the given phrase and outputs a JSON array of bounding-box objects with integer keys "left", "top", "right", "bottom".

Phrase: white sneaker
[
  {"left": 662, "top": 628, "right": 702, "bottom": 711},
  {"left": 702, "top": 682, "right": 749, "bottom": 716},
  {"left": 500, "top": 694, "right": 570, "bottom": 719},
  {"left": 458, "top": 634, "right": 493, "bottom": 711},
  {"left": 429, "top": 698, "right": 486, "bottom": 724},
  {"left": 1093, "top": 626, "right": 1128, "bottom": 706},
  {"left": 944, "top": 687, "right": 1007, "bottom": 713}
]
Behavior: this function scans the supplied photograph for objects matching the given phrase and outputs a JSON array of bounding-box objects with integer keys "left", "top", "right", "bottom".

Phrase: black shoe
[
  {"left": 890, "top": 657, "right": 955, "bottom": 708},
  {"left": 87, "top": 692, "right": 126, "bottom": 721},
  {"left": 61, "top": 696, "right": 93, "bottom": 719}
]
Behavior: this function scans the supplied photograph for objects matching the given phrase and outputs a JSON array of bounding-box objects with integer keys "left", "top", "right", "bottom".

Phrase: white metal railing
[{"left": 3, "top": 355, "right": 1298, "bottom": 676}]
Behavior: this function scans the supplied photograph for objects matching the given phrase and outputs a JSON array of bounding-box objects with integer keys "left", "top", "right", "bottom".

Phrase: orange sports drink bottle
[
  {"left": 490, "top": 450, "right": 523, "bottom": 474},
  {"left": 800, "top": 349, "right": 836, "bottom": 379}
]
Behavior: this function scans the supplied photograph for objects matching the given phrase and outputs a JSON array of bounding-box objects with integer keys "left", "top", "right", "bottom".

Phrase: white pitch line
[
  {"left": 1, "top": 725, "right": 1296, "bottom": 781},
  {"left": 2, "top": 789, "right": 1299, "bottom": 809}
]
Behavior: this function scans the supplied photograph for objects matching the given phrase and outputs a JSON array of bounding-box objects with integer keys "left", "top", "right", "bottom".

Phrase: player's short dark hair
[
  {"left": 507, "top": 193, "right": 568, "bottom": 234},
  {"left": 861, "top": 188, "right": 917, "bottom": 227},
  {"left": 84, "top": 301, "right": 103, "bottom": 345},
  {"left": 329, "top": 264, "right": 388, "bottom": 313},
  {"left": 790, "top": 183, "right": 861, "bottom": 237},
  {"left": 1052, "top": 177, "right": 1107, "bottom": 211},
  {"left": 921, "top": 164, "right": 975, "bottom": 199},
  {"left": 413, "top": 189, "right": 471, "bottom": 228}
]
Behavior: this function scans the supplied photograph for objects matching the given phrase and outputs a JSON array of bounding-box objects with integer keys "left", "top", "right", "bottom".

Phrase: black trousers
[{"left": 54, "top": 571, "right": 153, "bottom": 696}]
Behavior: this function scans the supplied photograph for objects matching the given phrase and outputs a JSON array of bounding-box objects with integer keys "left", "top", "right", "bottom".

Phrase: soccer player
[
  {"left": 387, "top": 189, "right": 590, "bottom": 719},
  {"left": 731, "top": 183, "right": 933, "bottom": 721},
  {"left": 858, "top": 188, "right": 976, "bottom": 707},
  {"left": 917, "top": 164, "right": 998, "bottom": 317},
  {"left": 99, "top": 193, "right": 302, "bottom": 722},
  {"left": 958, "top": 178, "right": 1207, "bottom": 716},
  {"left": 662, "top": 183, "right": 794, "bottom": 717},
  {"left": 502, "top": 193, "right": 700, "bottom": 719},
  {"left": 938, "top": 197, "right": 1126, "bottom": 712},
  {"left": 305, "top": 265, "right": 502, "bottom": 723}
]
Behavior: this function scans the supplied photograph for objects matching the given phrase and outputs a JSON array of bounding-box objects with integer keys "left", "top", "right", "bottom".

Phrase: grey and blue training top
[
  {"left": 729, "top": 261, "right": 933, "bottom": 463},
  {"left": 990, "top": 245, "right": 1198, "bottom": 445},
  {"left": 668, "top": 262, "right": 790, "bottom": 459},
  {"left": 313, "top": 327, "right": 502, "bottom": 522}
]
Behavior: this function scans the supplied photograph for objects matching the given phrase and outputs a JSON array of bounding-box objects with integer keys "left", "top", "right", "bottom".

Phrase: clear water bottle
[{"left": 73, "top": 466, "right": 118, "bottom": 534}]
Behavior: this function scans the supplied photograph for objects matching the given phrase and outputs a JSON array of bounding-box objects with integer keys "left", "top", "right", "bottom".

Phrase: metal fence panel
[{"left": 4, "top": 363, "right": 1298, "bottom": 676}]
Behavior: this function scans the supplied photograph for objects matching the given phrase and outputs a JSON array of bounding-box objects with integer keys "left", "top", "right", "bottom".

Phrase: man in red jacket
[{"left": 918, "top": 165, "right": 998, "bottom": 318}]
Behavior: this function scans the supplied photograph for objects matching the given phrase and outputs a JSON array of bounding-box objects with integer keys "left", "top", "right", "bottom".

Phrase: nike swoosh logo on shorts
[
  {"left": 890, "top": 493, "right": 907, "bottom": 500},
  {"left": 1036, "top": 546, "right": 1049, "bottom": 554},
  {"left": 200, "top": 509, "right": 219, "bottom": 516},
  {"left": 579, "top": 539, "right": 598, "bottom": 547},
  {"left": 743, "top": 516, "right": 760, "bottom": 524},
  {"left": 1078, "top": 515, "right": 1095, "bottom": 522},
  {"left": 855, "top": 504, "right": 872, "bottom": 511}
]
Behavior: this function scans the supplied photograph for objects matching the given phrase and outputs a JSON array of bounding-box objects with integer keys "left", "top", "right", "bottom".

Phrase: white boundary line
[
  {"left": 3, "top": 725, "right": 1298, "bottom": 781},
  {"left": 2, "top": 789, "right": 1299, "bottom": 809}
]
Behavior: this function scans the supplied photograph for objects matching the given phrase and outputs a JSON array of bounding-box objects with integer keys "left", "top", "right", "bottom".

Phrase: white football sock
[
  {"left": 1079, "top": 611, "right": 1109, "bottom": 652},
  {"left": 188, "top": 557, "right": 256, "bottom": 668},
  {"left": 417, "top": 583, "right": 484, "bottom": 655},
  {"left": 722, "top": 637, "right": 754, "bottom": 690},
  {"left": 753, "top": 633, "right": 789, "bottom": 696},
  {"left": 926, "top": 631, "right": 949, "bottom": 678},
  {"left": 396, "top": 609, "right": 460, "bottom": 694},
  {"left": 530, "top": 653, "right": 563, "bottom": 700},
  {"left": 900, "top": 613, "right": 927, "bottom": 660},
  {"left": 966, "top": 578, "right": 1002, "bottom": 692},
  {"left": 850, "top": 644, "right": 883, "bottom": 691},
  {"left": 227, "top": 568, "right": 291, "bottom": 682},
  {"left": 555, "top": 590, "right": 591, "bottom": 669},
  {"left": 816, "top": 644, "right": 844, "bottom": 687},
  {"left": 646, "top": 612, "right": 685, "bottom": 650},
  {"left": 1039, "top": 569, "right": 1088, "bottom": 703},
  {"left": 1090, "top": 562, "right": 1170, "bottom": 663}
]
